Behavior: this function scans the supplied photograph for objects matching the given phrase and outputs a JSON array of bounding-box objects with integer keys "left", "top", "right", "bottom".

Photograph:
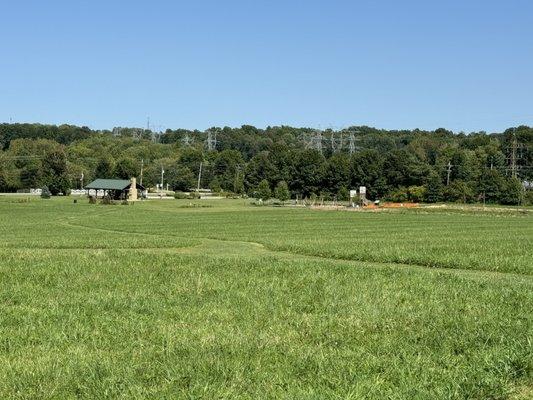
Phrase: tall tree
[
  {"left": 41, "top": 147, "right": 70, "bottom": 195},
  {"left": 257, "top": 179, "right": 271, "bottom": 200},
  {"left": 274, "top": 180, "right": 290, "bottom": 201},
  {"left": 114, "top": 157, "right": 139, "bottom": 179},
  {"left": 425, "top": 171, "right": 443, "bottom": 203},
  {"left": 292, "top": 149, "right": 326, "bottom": 197},
  {"left": 95, "top": 156, "right": 115, "bottom": 179}
]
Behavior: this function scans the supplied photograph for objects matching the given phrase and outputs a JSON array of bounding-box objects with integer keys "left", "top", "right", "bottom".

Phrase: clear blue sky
[{"left": 1, "top": 0, "right": 532, "bottom": 133}]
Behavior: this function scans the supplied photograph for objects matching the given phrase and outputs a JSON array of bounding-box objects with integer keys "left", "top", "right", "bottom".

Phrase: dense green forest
[{"left": 0, "top": 123, "right": 532, "bottom": 204}]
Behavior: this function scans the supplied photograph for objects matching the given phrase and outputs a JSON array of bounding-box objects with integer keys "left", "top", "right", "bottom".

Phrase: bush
[
  {"left": 319, "top": 191, "right": 331, "bottom": 201},
  {"left": 407, "top": 185, "right": 426, "bottom": 203},
  {"left": 425, "top": 172, "right": 443, "bottom": 202},
  {"left": 257, "top": 179, "right": 271, "bottom": 201},
  {"left": 499, "top": 177, "right": 524, "bottom": 205},
  {"left": 88, "top": 196, "right": 97, "bottom": 204},
  {"left": 174, "top": 191, "right": 189, "bottom": 199},
  {"left": 524, "top": 190, "right": 533, "bottom": 206},
  {"left": 274, "top": 181, "right": 290, "bottom": 202},
  {"left": 100, "top": 196, "right": 115, "bottom": 205},
  {"left": 442, "top": 180, "right": 475, "bottom": 203},
  {"left": 40, "top": 186, "right": 51, "bottom": 199},
  {"left": 174, "top": 191, "right": 202, "bottom": 200},
  {"left": 337, "top": 186, "right": 349, "bottom": 201},
  {"left": 386, "top": 187, "right": 409, "bottom": 203},
  {"left": 209, "top": 178, "right": 221, "bottom": 193}
]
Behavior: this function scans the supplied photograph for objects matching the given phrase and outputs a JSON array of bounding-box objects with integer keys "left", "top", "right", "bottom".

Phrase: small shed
[{"left": 85, "top": 178, "right": 145, "bottom": 200}]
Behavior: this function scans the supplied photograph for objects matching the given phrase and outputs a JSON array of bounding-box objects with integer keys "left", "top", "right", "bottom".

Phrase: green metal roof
[{"left": 85, "top": 179, "right": 131, "bottom": 190}]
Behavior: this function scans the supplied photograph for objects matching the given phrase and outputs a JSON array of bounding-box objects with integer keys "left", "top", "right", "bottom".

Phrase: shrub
[
  {"left": 40, "top": 186, "right": 51, "bottom": 199},
  {"left": 319, "top": 191, "right": 331, "bottom": 201},
  {"left": 209, "top": 178, "right": 221, "bottom": 193},
  {"left": 174, "top": 191, "right": 190, "bottom": 199},
  {"left": 499, "top": 177, "right": 524, "bottom": 205},
  {"left": 88, "top": 196, "right": 97, "bottom": 204},
  {"left": 387, "top": 187, "right": 409, "bottom": 203},
  {"left": 442, "top": 180, "right": 475, "bottom": 203},
  {"left": 524, "top": 190, "right": 533, "bottom": 206},
  {"left": 337, "top": 186, "right": 349, "bottom": 201},
  {"left": 100, "top": 196, "right": 115, "bottom": 205},
  {"left": 407, "top": 185, "right": 426, "bottom": 202},
  {"left": 425, "top": 172, "right": 443, "bottom": 202},
  {"left": 274, "top": 181, "right": 290, "bottom": 202},
  {"left": 257, "top": 179, "right": 271, "bottom": 201}
]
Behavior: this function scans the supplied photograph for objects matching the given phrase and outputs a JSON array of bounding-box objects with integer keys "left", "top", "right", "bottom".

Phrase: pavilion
[{"left": 85, "top": 178, "right": 145, "bottom": 200}]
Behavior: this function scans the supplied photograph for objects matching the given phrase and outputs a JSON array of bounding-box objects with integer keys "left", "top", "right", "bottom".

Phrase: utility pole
[
  {"left": 80, "top": 172, "right": 84, "bottom": 189},
  {"left": 197, "top": 162, "right": 203, "bottom": 192},
  {"left": 446, "top": 161, "right": 453, "bottom": 186},
  {"left": 160, "top": 166, "right": 164, "bottom": 194},
  {"left": 140, "top": 159, "right": 144, "bottom": 186}
]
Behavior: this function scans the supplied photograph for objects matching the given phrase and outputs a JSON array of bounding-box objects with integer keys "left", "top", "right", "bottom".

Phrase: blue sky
[{"left": 1, "top": 0, "right": 532, "bottom": 132}]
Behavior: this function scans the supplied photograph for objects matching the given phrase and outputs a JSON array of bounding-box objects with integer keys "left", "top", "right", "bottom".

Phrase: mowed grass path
[{"left": 0, "top": 198, "right": 531, "bottom": 399}]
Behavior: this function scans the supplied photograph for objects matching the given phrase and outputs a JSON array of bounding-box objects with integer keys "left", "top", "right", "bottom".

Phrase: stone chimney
[{"left": 128, "top": 177, "right": 138, "bottom": 201}]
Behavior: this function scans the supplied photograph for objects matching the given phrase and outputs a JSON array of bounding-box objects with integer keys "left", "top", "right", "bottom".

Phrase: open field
[{"left": 0, "top": 197, "right": 531, "bottom": 399}]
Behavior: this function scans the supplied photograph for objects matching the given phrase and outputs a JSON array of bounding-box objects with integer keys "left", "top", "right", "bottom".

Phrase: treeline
[{"left": 0, "top": 123, "right": 532, "bottom": 205}]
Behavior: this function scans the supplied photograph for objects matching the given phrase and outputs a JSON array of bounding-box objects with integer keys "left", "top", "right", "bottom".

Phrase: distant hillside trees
[{"left": 0, "top": 122, "right": 531, "bottom": 204}]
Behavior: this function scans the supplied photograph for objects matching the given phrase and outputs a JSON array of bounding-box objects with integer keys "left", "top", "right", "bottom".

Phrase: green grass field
[{"left": 0, "top": 197, "right": 531, "bottom": 399}]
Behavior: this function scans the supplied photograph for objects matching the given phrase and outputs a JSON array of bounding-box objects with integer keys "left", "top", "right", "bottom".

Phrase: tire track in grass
[{"left": 58, "top": 220, "right": 533, "bottom": 285}]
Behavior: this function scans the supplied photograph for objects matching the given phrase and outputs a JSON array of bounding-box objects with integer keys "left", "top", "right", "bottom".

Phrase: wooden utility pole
[
  {"left": 197, "top": 162, "right": 203, "bottom": 192},
  {"left": 140, "top": 159, "right": 144, "bottom": 186},
  {"left": 160, "top": 166, "right": 164, "bottom": 196}
]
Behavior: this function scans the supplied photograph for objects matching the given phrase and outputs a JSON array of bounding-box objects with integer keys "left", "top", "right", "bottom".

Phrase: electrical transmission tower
[
  {"left": 182, "top": 134, "right": 193, "bottom": 147},
  {"left": 300, "top": 132, "right": 311, "bottom": 149},
  {"left": 310, "top": 129, "right": 323, "bottom": 153},
  {"left": 330, "top": 131, "right": 343, "bottom": 153},
  {"left": 507, "top": 131, "right": 524, "bottom": 178},
  {"left": 347, "top": 129, "right": 362, "bottom": 154},
  {"left": 206, "top": 129, "right": 217, "bottom": 151}
]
